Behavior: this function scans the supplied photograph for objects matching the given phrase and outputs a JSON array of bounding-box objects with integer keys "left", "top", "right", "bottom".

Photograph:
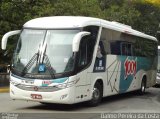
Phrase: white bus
[{"left": 1, "top": 16, "right": 158, "bottom": 106}]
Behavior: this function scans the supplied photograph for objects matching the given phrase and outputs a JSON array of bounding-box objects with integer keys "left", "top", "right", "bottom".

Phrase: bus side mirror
[
  {"left": 1, "top": 30, "right": 21, "bottom": 50},
  {"left": 72, "top": 31, "right": 90, "bottom": 52}
]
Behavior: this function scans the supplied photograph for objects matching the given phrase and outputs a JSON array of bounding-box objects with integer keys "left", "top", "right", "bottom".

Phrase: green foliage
[
  {"left": 53, "top": 0, "right": 104, "bottom": 17},
  {"left": 0, "top": 0, "right": 160, "bottom": 64},
  {"left": 102, "top": 2, "right": 140, "bottom": 26},
  {"left": 0, "top": 0, "right": 55, "bottom": 64},
  {"left": 133, "top": 0, "right": 160, "bottom": 36}
]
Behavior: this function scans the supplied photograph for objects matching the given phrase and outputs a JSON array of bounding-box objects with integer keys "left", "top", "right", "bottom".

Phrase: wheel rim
[
  {"left": 92, "top": 88, "right": 100, "bottom": 101},
  {"left": 141, "top": 82, "right": 145, "bottom": 92}
]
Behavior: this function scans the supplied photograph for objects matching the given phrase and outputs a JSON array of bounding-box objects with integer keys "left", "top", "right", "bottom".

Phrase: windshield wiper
[
  {"left": 21, "top": 53, "right": 38, "bottom": 76},
  {"left": 44, "top": 54, "right": 56, "bottom": 79},
  {"left": 20, "top": 43, "right": 56, "bottom": 79}
]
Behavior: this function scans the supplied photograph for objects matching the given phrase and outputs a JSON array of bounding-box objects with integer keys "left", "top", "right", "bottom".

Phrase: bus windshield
[{"left": 12, "top": 29, "right": 80, "bottom": 77}]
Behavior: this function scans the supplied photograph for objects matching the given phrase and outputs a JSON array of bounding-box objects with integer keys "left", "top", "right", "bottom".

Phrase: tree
[
  {"left": 102, "top": 2, "right": 140, "bottom": 27},
  {"left": 144, "top": 0, "right": 160, "bottom": 7},
  {"left": 0, "top": 0, "right": 55, "bottom": 64},
  {"left": 133, "top": 0, "right": 160, "bottom": 37},
  {"left": 53, "top": 0, "right": 104, "bottom": 18}
]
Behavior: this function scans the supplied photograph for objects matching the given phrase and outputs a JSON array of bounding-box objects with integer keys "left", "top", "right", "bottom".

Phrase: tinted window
[
  {"left": 100, "top": 28, "right": 157, "bottom": 57},
  {"left": 121, "top": 42, "right": 133, "bottom": 56},
  {"left": 77, "top": 26, "right": 99, "bottom": 70}
]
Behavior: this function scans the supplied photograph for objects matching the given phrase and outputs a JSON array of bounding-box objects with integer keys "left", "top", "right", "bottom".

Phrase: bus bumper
[{"left": 10, "top": 84, "right": 75, "bottom": 104}]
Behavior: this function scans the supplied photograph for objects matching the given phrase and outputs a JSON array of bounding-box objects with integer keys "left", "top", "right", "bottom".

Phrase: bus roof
[{"left": 23, "top": 16, "right": 157, "bottom": 42}]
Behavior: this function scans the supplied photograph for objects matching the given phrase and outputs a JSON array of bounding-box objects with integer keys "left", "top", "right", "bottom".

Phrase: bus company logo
[
  {"left": 124, "top": 58, "right": 137, "bottom": 79},
  {"left": 33, "top": 86, "right": 38, "bottom": 91}
]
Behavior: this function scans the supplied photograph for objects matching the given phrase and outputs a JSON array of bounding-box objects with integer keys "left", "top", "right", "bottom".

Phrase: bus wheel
[
  {"left": 88, "top": 82, "right": 102, "bottom": 106},
  {"left": 40, "top": 102, "right": 50, "bottom": 105},
  {"left": 139, "top": 78, "right": 146, "bottom": 95}
]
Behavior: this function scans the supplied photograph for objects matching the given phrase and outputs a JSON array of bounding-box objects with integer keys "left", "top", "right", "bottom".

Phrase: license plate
[{"left": 31, "top": 94, "right": 42, "bottom": 99}]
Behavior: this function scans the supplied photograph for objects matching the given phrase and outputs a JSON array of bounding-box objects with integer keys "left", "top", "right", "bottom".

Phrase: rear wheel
[
  {"left": 138, "top": 78, "right": 146, "bottom": 95},
  {"left": 88, "top": 82, "right": 102, "bottom": 106}
]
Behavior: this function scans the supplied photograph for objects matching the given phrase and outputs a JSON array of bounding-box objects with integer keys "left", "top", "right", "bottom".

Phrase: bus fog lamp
[{"left": 10, "top": 80, "right": 19, "bottom": 86}]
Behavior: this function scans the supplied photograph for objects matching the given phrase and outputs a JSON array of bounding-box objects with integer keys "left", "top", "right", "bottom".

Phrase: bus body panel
[
  {"left": 90, "top": 54, "right": 157, "bottom": 97},
  {"left": 74, "top": 70, "right": 91, "bottom": 103}
]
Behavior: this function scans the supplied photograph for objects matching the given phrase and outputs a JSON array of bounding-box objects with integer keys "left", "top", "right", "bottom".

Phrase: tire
[
  {"left": 40, "top": 102, "right": 50, "bottom": 105},
  {"left": 138, "top": 78, "right": 146, "bottom": 95},
  {"left": 88, "top": 82, "right": 103, "bottom": 106}
]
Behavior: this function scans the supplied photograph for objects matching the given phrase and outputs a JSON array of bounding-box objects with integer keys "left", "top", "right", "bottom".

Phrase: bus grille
[{"left": 15, "top": 84, "right": 60, "bottom": 92}]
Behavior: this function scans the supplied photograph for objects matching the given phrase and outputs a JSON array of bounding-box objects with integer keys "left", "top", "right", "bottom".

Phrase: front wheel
[
  {"left": 87, "top": 82, "right": 102, "bottom": 106},
  {"left": 40, "top": 102, "right": 51, "bottom": 105}
]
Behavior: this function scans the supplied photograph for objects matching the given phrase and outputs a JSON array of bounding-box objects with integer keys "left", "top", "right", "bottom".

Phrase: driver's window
[
  {"left": 78, "top": 37, "right": 88, "bottom": 67},
  {"left": 77, "top": 26, "right": 99, "bottom": 70}
]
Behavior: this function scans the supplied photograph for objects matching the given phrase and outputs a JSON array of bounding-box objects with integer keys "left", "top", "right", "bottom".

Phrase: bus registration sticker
[{"left": 31, "top": 94, "right": 42, "bottom": 99}]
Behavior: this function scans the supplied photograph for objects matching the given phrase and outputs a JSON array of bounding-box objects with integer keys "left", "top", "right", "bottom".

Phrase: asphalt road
[{"left": 0, "top": 87, "right": 160, "bottom": 119}]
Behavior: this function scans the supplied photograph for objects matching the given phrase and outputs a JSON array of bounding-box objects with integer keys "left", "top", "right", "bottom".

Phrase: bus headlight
[
  {"left": 55, "top": 83, "right": 67, "bottom": 89},
  {"left": 10, "top": 79, "right": 20, "bottom": 86},
  {"left": 55, "top": 78, "right": 80, "bottom": 89}
]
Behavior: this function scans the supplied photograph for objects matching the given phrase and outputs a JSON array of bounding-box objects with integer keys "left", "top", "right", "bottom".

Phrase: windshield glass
[{"left": 13, "top": 29, "right": 80, "bottom": 77}]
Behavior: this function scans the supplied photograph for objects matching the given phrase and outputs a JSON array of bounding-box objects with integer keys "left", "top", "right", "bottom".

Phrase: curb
[{"left": 0, "top": 87, "right": 9, "bottom": 93}]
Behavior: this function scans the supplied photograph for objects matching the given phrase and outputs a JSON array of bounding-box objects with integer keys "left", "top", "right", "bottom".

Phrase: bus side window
[
  {"left": 127, "top": 43, "right": 132, "bottom": 56},
  {"left": 99, "top": 41, "right": 106, "bottom": 55},
  {"left": 121, "top": 42, "right": 133, "bottom": 56},
  {"left": 121, "top": 43, "right": 127, "bottom": 55},
  {"left": 78, "top": 37, "right": 88, "bottom": 67},
  {"left": 110, "top": 42, "right": 120, "bottom": 55},
  {"left": 78, "top": 35, "right": 95, "bottom": 69},
  {"left": 77, "top": 26, "right": 99, "bottom": 71}
]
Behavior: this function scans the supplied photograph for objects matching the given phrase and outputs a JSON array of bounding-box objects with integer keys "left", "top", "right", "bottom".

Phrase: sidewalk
[{"left": 0, "top": 87, "right": 9, "bottom": 93}]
